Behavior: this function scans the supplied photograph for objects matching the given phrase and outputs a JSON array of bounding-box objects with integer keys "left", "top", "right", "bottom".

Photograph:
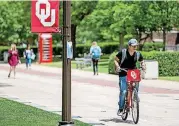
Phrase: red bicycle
[{"left": 120, "top": 68, "right": 141, "bottom": 124}]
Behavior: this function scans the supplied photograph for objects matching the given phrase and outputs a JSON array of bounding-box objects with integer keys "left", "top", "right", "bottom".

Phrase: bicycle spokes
[{"left": 132, "top": 89, "right": 139, "bottom": 124}]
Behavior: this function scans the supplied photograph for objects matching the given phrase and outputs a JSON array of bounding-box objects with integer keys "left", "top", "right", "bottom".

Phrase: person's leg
[
  {"left": 13, "top": 66, "right": 16, "bottom": 79},
  {"left": 8, "top": 66, "right": 12, "bottom": 78},
  {"left": 92, "top": 59, "right": 96, "bottom": 75},
  {"left": 96, "top": 60, "right": 99, "bottom": 75},
  {"left": 14, "top": 66, "right": 16, "bottom": 78},
  {"left": 118, "top": 76, "right": 127, "bottom": 114},
  {"left": 29, "top": 59, "right": 32, "bottom": 69},
  {"left": 26, "top": 59, "right": 28, "bottom": 69},
  {"left": 135, "top": 82, "right": 139, "bottom": 92}
]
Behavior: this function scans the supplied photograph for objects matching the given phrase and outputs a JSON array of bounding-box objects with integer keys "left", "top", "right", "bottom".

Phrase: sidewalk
[
  {"left": 1, "top": 63, "right": 179, "bottom": 92},
  {"left": 1, "top": 63, "right": 179, "bottom": 126}
]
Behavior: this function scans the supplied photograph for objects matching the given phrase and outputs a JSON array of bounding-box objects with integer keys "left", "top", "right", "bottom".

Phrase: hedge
[
  {"left": 108, "top": 51, "right": 179, "bottom": 76},
  {"left": 76, "top": 42, "right": 163, "bottom": 55},
  {"left": 0, "top": 42, "right": 163, "bottom": 59}
]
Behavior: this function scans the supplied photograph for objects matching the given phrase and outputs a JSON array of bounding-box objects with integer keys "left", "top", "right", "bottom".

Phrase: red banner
[
  {"left": 38, "top": 33, "right": 53, "bottom": 63},
  {"left": 31, "top": 0, "right": 59, "bottom": 33}
]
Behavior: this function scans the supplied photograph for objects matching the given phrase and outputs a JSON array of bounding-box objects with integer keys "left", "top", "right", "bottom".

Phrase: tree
[
  {"left": 76, "top": 1, "right": 116, "bottom": 44},
  {"left": 131, "top": 1, "right": 158, "bottom": 50},
  {"left": 0, "top": 1, "right": 37, "bottom": 45},
  {"left": 110, "top": 1, "right": 136, "bottom": 49},
  {"left": 71, "top": 1, "right": 98, "bottom": 57},
  {"left": 151, "top": 1, "right": 179, "bottom": 50}
]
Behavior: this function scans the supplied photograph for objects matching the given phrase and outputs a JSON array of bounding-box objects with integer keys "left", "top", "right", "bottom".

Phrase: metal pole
[{"left": 59, "top": 0, "right": 74, "bottom": 126}]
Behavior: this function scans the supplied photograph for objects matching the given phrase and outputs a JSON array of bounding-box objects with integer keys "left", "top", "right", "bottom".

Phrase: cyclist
[{"left": 114, "top": 38, "right": 146, "bottom": 115}]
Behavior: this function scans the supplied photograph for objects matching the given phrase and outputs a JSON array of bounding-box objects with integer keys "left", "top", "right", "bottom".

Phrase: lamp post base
[{"left": 59, "top": 121, "right": 74, "bottom": 126}]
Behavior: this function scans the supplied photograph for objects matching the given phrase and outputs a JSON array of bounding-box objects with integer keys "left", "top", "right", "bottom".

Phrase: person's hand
[
  {"left": 141, "top": 65, "right": 146, "bottom": 73},
  {"left": 18, "top": 60, "right": 21, "bottom": 64},
  {"left": 116, "top": 66, "right": 121, "bottom": 73},
  {"left": 140, "top": 61, "right": 146, "bottom": 72}
]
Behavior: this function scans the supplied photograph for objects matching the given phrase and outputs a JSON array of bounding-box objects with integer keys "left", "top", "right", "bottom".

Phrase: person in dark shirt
[{"left": 114, "top": 39, "right": 146, "bottom": 115}]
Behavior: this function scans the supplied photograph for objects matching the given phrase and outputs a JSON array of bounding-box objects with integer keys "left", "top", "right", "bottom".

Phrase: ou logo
[
  {"left": 131, "top": 71, "right": 137, "bottom": 79},
  {"left": 36, "top": 0, "right": 55, "bottom": 27}
]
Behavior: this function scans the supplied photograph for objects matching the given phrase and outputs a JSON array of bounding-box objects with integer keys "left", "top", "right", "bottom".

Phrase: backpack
[
  {"left": 92, "top": 47, "right": 100, "bottom": 59},
  {"left": 120, "top": 49, "right": 140, "bottom": 66}
]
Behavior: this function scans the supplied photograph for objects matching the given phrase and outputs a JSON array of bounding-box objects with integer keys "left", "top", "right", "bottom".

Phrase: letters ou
[
  {"left": 35, "top": 0, "right": 55, "bottom": 27},
  {"left": 131, "top": 71, "right": 137, "bottom": 79}
]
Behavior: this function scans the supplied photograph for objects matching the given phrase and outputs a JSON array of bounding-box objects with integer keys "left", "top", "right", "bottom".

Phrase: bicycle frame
[
  {"left": 126, "top": 82, "right": 138, "bottom": 108},
  {"left": 123, "top": 69, "right": 141, "bottom": 109},
  {"left": 120, "top": 68, "right": 142, "bottom": 124}
]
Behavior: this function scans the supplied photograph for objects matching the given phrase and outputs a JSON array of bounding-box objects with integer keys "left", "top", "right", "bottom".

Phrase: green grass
[
  {"left": 0, "top": 98, "right": 91, "bottom": 126},
  {"left": 159, "top": 76, "right": 179, "bottom": 82},
  {"left": 41, "top": 59, "right": 109, "bottom": 74}
]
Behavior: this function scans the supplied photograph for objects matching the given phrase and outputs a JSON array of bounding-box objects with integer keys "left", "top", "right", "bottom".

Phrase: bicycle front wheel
[{"left": 132, "top": 88, "right": 139, "bottom": 124}]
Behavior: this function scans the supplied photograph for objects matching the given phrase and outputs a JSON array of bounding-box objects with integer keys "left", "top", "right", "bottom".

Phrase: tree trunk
[
  {"left": 175, "top": 33, "right": 179, "bottom": 45},
  {"left": 119, "top": 32, "right": 124, "bottom": 51},
  {"left": 71, "top": 24, "right": 77, "bottom": 58},
  {"left": 138, "top": 32, "right": 142, "bottom": 51},
  {"left": 163, "top": 29, "right": 166, "bottom": 51}
]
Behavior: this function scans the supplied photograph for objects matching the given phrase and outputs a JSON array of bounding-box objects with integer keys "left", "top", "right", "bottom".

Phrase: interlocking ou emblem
[
  {"left": 131, "top": 71, "right": 137, "bottom": 79},
  {"left": 35, "top": 0, "right": 55, "bottom": 27}
]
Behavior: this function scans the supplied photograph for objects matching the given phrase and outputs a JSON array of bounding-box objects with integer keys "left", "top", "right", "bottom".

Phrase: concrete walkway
[{"left": 0, "top": 63, "right": 179, "bottom": 126}]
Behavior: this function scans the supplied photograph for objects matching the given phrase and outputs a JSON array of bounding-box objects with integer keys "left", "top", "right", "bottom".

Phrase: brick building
[{"left": 152, "top": 30, "right": 179, "bottom": 51}]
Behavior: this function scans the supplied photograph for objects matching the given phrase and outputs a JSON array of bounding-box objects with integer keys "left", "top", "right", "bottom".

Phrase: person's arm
[
  {"left": 17, "top": 50, "right": 21, "bottom": 64},
  {"left": 114, "top": 57, "right": 120, "bottom": 67},
  {"left": 90, "top": 46, "right": 92, "bottom": 54},
  {"left": 23, "top": 50, "right": 26, "bottom": 58},
  {"left": 31, "top": 49, "right": 34, "bottom": 55},
  {"left": 98, "top": 46, "right": 102, "bottom": 55},
  {"left": 114, "top": 51, "right": 122, "bottom": 71},
  {"left": 8, "top": 50, "right": 11, "bottom": 56},
  {"left": 138, "top": 53, "right": 146, "bottom": 71},
  {"left": 8, "top": 50, "right": 12, "bottom": 60}
]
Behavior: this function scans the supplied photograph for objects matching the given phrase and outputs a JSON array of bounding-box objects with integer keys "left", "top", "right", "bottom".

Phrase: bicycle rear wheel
[{"left": 132, "top": 88, "right": 139, "bottom": 124}]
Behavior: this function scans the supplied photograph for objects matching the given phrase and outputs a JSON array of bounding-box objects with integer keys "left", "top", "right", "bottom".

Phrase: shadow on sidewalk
[
  {"left": 0, "top": 82, "right": 12, "bottom": 87},
  {"left": 100, "top": 118, "right": 133, "bottom": 124}
]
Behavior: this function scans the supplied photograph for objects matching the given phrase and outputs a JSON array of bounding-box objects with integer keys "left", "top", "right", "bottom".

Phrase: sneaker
[
  {"left": 8, "top": 74, "right": 10, "bottom": 78},
  {"left": 117, "top": 109, "right": 123, "bottom": 116}
]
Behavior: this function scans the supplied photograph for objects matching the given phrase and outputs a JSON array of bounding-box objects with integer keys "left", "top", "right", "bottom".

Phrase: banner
[
  {"left": 38, "top": 33, "right": 53, "bottom": 63},
  {"left": 31, "top": 0, "right": 59, "bottom": 33}
]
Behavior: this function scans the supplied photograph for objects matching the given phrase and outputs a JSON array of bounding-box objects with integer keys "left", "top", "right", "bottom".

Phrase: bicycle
[{"left": 119, "top": 68, "right": 141, "bottom": 124}]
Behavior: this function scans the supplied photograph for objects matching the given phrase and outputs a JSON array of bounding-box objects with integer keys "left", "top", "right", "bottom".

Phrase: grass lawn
[
  {"left": 41, "top": 59, "right": 109, "bottom": 74},
  {"left": 0, "top": 98, "right": 91, "bottom": 126},
  {"left": 159, "top": 76, "right": 179, "bottom": 82}
]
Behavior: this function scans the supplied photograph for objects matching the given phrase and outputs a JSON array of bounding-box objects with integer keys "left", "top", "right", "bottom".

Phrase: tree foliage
[{"left": 0, "top": 1, "right": 178, "bottom": 49}]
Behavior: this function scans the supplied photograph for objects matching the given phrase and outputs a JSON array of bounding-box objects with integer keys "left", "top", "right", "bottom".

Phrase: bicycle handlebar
[
  {"left": 119, "top": 67, "right": 144, "bottom": 73},
  {"left": 119, "top": 68, "right": 128, "bottom": 72}
]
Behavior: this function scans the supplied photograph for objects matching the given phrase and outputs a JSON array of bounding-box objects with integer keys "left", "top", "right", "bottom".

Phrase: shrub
[
  {"left": 142, "top": 51, "right": 179, "bottom": 76},
  {"left": 108, "top": 50, "right": 179, "bottom": 76},
  {"left": 108, "top": 51, "right": 118, "bottom": 74},
  {"left": 0, "top": 42, "right": 164, "bottom": 60},
  {"left": 142, "top": 42, "right": 164, "bottom": 51},
  {"left": 75, "top": 42, "right": 163, "bottom": 56}
]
